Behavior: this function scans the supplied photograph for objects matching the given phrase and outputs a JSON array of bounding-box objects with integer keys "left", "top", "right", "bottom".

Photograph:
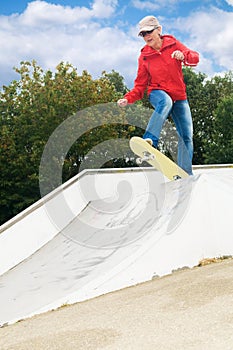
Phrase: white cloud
[
  {"left": 16, "top": 0, "right": 118, "bottom": 27},
  {"left": 91, "top": 0, "right": 118, "bottom": 18},
  {"left": 131, "top": 0, "right": 199, "bottom": 12},
  {"left": 18, "top": 2, "right": 89, "bottom": 27},
  {"left": 131, "top": 0, "right": 160, "bottom": 11},
  {"left": 0, "top": 0, "right": 140, "bottom": 87},
  {"left": 226, "top": 0, "right": 233, "bottom": 5},
  {"left": 0, "top": 1, "right": 232, "bottom": 88},
  {"left": 167, "top": 7, "right": 233, "bottom": 76}
]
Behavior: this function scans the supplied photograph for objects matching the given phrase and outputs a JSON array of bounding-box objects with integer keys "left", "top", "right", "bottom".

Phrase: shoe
[{"left": 144, "top": 138, "right": 153, "bottom": 146}]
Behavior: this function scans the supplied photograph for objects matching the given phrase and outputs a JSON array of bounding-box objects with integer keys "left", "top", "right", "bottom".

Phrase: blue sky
[{"left": 0, "top": 0, "right": 232, "bottom": 88}]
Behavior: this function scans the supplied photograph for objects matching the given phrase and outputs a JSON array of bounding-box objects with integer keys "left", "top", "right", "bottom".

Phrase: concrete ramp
[{"left": 0, "top": 166, "right": 233, "bottom": 327}]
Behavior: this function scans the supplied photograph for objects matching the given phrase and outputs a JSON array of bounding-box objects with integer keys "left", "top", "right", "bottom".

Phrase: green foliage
[
  {"left": 0, "top": 60, "right": 118, "bottom": 224},
  {"left": 103, "top": 69, "right": 129, "bottom": 96},
  {"left": 183, "top": 67, "right": 208, "bottom": 164},
  {"left": 203, "top": 96, "right": 233, "bottom": 163},
  {"left": 183, "top": 68, "right": 233, "bottom": 165}
]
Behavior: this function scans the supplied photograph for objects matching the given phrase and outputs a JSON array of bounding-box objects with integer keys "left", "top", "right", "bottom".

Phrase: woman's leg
[
  {"left": 143, "top": 90, "right": 173, "bottom": 147},
  {"left": 171, "top": 100, "right": 194, "bottom": 175}
]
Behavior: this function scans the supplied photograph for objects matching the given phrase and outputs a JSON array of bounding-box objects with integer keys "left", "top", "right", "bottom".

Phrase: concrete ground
[{"left": 1, "top": 258, "right": 233, "bottom": 350}]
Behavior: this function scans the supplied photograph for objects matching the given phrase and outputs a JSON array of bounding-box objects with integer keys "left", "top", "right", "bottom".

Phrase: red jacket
[{"left": 124, "top": 35, "right": 199, "bottom": 102}]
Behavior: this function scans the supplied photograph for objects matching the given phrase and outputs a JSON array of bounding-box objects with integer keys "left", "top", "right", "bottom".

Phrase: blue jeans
[{"left": 143, "top": 90, "right": 193, "bottom": 175}]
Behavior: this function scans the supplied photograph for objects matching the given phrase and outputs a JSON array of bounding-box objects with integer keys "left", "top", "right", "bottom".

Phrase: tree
[
  {"left": 204, "top": 96, "right": 233, "bottom": 163},
  {"left": 103, "top": 69, "right": 129, "bottom": 96},
  {"left": 183, "top": 68, "right": 233, "bottom": 165},
  {"left": 0, "top": 60, "right": 118, "bottom": 224},
  {"left": 182, "top": 67, "right": 207, "bottom": 164}
]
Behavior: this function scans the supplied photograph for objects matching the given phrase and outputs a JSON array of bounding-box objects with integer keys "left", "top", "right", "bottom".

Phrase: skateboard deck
[{"left": 129, "top": 136, "right": 189, "bottom": 180}]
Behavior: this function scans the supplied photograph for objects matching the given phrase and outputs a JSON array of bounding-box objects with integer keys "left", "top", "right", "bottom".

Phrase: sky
[{"left": 0, "top": 0, "right": 233, "bottom": 88}]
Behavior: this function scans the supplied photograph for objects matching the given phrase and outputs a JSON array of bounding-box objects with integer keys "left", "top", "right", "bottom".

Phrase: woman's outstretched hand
[{"left": 117, "top": 98, "right": 128, "bottom": 107}]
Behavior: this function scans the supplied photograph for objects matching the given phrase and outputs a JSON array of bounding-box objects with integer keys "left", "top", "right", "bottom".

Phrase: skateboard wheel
[
  {"left": 173, "top": 175, "right": 181, "bottom": 180},
  {"left": 136, "top": 157, "right": 143, "bottom": 165}
]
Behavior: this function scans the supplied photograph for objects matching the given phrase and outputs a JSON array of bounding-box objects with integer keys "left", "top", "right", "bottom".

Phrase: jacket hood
[{"left": 140, "top": 35, "right": 176, "bottom": 57}]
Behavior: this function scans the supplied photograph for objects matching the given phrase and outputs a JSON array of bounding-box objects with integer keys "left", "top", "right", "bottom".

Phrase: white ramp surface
[{"left": 0, "top": 167, "right": 233, "bottom": 327}]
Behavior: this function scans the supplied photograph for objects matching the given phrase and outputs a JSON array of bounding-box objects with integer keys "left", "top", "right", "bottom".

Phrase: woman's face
[{"left": 141, "top": 27, "right": 162, "bottom": 49}]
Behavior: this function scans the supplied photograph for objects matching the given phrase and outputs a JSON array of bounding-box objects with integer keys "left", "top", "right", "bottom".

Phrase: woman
[{"left": 117, "top": 15, "right": 199, "bottom": 175}]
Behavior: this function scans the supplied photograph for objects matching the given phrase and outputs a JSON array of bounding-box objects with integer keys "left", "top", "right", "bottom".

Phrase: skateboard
[{"left": 129, "top": 136, "right": 189, "bottom": 180}]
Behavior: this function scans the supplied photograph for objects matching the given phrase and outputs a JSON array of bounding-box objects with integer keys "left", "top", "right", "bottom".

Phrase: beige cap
[{"left": 138, "top": 15, "right": 160, "bottom": 36}]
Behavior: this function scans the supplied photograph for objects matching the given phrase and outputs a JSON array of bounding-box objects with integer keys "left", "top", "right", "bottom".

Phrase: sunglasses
[{"left": 139, "top": 26, "right": 159, "bottom": 37}]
